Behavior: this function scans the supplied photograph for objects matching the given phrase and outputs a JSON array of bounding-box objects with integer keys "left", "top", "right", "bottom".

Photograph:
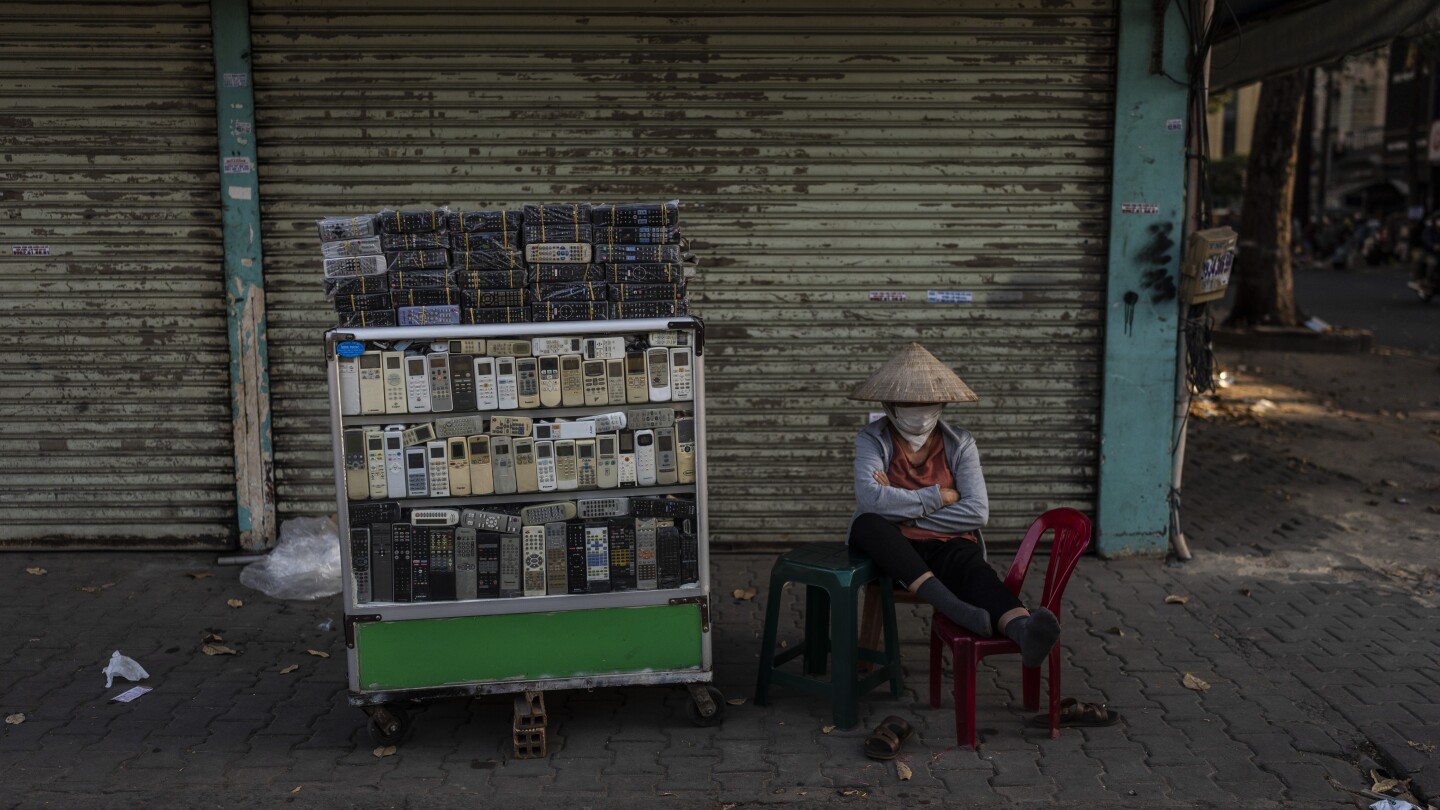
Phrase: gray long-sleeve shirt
[{"left": 849, "top": 418, "right": 990, "bottom": 552}]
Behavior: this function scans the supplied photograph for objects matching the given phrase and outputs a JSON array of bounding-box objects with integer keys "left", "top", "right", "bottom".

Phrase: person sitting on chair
[{"left": 847, "top": 343, "right": 1060, "bottom": 667}]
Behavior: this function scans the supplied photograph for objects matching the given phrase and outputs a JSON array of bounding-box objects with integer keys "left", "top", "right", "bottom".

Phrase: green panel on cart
[{"left": 355, "top": 603, "right": 703, "bottom": 690}]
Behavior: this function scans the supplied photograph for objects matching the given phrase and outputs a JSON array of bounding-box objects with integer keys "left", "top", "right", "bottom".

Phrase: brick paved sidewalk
[{"left": 2, "top": 349, "right": 1437, "bottom": 809}]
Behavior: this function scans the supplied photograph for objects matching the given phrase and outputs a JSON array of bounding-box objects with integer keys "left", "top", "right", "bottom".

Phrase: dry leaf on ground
[
  {"left": 79, "top": 583, "right": 115, "bottom": 594},
  {"left": 726, "top": 697, "right": 746, "bottom": 706},
  {"left": 280, "top": 664, "right": 299, "bottom": 674},
  {"left": 1164, "top": 594, "right": 1190, "bottom": 605},
  {"left": 201, "top": 644, "right": 237, "bottom": 656},
  {"left": 226, "top": 599, "right": 243, "bottom": 608},
  {"left": 187, "top": 572, "right": 214, "bottom": 580},
  {"left": 25, "top": 567, "right": 46, "bottom": 576},
  {"left": 372, "top": 745, "right": 396, "bottom": 758},
  {"left": 732, "top": 587, "right": 757, "bottom": 600},
  {"left": 5, "top": 713, "right": 24, "bottom": 725},
  {"left": 1409, "top": 740, "right": 1437, "bottom": 753},
  {"left": 821, "top": 725, "right": 836, "bottom": 734},
  {"left": 839, "top": 788, "right": 868, "bottom": 798},
  {"left": 897, "top": 760, "right": 913, "bottom": 780},
  {"left": 203, "top": 632, "right": 224, "bottom": 643},
  {"left": 1370, "top": 768, "right": 1405, "bottom": 794},
  {"left": 1181, "top": 672, "right": 1211, "bottom": 691},
  {"left": 306, "top": 649, "right": 330, "bottom": 659},
  {"left": 290, "top": 786, "right": 302, "bottom": 794}
]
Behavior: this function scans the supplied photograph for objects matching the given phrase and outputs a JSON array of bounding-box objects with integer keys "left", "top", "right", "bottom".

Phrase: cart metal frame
[{"left": 323, "top": 317, "right": 720, "bottom": 740}]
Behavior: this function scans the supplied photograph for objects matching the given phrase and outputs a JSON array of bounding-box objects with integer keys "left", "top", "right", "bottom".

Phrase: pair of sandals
[{"left": 863, "top": 699, "right": 1120, "bottom": 760}]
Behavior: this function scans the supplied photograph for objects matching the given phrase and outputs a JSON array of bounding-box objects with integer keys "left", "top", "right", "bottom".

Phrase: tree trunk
[{"left": 1226, "top": 71, "right": 1307, "bottom": 328}]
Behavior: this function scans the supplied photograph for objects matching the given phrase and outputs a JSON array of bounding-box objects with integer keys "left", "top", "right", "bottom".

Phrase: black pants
[{"left": 848, "top": 512, "right": 1023, "bottom": 633}]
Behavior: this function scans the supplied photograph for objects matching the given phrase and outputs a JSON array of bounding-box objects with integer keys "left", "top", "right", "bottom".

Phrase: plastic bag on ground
[
  {"left": 239, "top": 516, "right": 342, "bottom": 601},
  {"left": 102, "top": 651, "right": 149, "bottom": 688}
]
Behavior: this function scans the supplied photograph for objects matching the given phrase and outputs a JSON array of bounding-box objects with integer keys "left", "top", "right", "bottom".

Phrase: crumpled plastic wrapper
[
  {"left": 101, "top": 651, "right": 149, "bottom": 688},
  {"left": 239, "top": 516, "right": 343, "bottom": 601}
]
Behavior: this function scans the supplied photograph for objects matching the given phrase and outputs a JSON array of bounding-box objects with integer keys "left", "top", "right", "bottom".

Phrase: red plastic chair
[{"left": 927, "top": 507, "right": 1092, "bottom": 748}]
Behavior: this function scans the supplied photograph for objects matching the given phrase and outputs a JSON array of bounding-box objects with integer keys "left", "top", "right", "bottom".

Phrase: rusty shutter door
[
  {"left": 0, "top": 3, "right": 233, "bottom": 549},
  {"left": 251, "top": 1, "right": 1114, "bottom": 547}
]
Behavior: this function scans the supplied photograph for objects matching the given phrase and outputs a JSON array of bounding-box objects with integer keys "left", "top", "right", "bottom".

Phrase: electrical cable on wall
[
  {"left": 1176, "top": 0, "right": 1236, "bottom": 395},
  {"left": 1167, "top": 0, "right": 1240, "bottom": 561},
  {"left": 1184, "top": 307, "right": 1217, "bottom": 394}
]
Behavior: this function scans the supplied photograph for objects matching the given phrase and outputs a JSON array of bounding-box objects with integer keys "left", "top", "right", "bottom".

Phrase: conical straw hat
[{"left": 848, "top": 343, "right": 979, "bottom": 403}]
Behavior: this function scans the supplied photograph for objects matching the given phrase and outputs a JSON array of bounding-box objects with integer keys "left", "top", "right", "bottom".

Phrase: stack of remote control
[
  {"left": 379, "top": 208, "right": 457, "bottom": 325},
  {"left": 594, "top": 201, "right": 689, "bottom": 319},
  {"left": 346, "top": 495, "right": 699, "bottom": 603},
  {"left": 449, "top": 208, "right": 528, "bottom": 324},
  {"left": 318, "top": 214, "right": 393, "bottom": 327},
  {"left": 318, "top": 201, "right": 693, "bottom": 326},
  {"left": 524, "top": 202, "right": 607, "bottom": 323}
]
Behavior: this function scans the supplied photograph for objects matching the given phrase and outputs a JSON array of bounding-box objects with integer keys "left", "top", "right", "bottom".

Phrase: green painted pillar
[
  {"left": 1096, "top": 0, "right": 1189, "bottom": 557},
  {"left": 211, "top": 0, "right": 275, "bottom": 550}
]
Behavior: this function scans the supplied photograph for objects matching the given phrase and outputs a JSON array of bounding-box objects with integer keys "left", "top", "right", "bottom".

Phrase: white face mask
[{"left": 885, "top": 403, "right": 944, "bottom": 452}]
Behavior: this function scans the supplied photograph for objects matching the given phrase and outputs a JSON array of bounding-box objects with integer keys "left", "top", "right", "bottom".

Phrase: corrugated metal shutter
[
  {"left": 0, "top": 2, "right": 234, "bottom": 549},
  {"left": 251, "top": 0, "right": 1114, "bottom": 547}
]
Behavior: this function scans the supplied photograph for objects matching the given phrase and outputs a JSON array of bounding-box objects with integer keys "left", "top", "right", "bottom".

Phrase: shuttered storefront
[
  {"left": 251, "top": 1, "right": 1114, "bottom": 547},
  {"left": 0, "top": 3, "right": 234, "bottom": 548}
]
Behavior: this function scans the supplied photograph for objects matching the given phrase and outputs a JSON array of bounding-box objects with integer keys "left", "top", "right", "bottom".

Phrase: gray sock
[
  {"left": 914, "top": 578, "right": 993, "bottom": 637},
  {"left": 1004, "top": 607, "right": 1061, "bottom": 667}
]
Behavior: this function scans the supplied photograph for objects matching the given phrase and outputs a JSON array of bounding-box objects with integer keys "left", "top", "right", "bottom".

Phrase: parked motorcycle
[{"left": 1409, "top": 248, "right": 1440, "bottom": 302}]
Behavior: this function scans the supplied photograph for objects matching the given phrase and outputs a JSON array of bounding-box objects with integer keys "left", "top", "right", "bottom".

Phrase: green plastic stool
[{"left": 751, "top": 542, "right": 904, "bottom": 729}]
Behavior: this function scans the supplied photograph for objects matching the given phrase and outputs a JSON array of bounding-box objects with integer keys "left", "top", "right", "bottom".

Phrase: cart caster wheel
[
  {"left": 686, "top": 685, "right": 725, "bottom": 727},
  {"left": 366, "top": 705, "right": 410, "bottom": 746}
]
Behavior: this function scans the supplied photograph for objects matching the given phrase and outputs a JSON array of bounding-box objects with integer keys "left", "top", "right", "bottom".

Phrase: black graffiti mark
[
  {"left": 1141, "top": 268, "right": 1178, "bottom": 303},
  {"left": 1137, "top": 222, "right": 1175, "bottom": 264},
  {"left": 1134, "top": 221, "right": 1178, "bottom": 304},
  {"left": 1123, "top": 291, "right": 1139, "bottom": 335}
]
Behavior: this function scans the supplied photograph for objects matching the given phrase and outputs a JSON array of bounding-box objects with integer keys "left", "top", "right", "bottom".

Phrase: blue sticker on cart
[{"left": 336, "top": 340, "right": 365, "bottom": 358}]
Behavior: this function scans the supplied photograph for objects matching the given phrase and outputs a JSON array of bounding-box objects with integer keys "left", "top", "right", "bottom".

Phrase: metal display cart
[{"left": 324, "top": 317, "right": 720, "bottom": 746}]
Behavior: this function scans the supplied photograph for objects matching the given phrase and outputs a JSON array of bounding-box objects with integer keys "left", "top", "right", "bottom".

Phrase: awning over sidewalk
[{"left": 1210, "top": 0, "right": 1440, "bottom": 90}]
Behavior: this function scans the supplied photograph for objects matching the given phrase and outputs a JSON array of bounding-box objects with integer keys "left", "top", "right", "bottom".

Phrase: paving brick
[
  {"left": 935, "top": 766, "right": 1000, "bottom": 796},
  {"left": 543, "top": 757, "right": 609, "bottom": 793},
  {"left": 1233, "top": 732, "right": 1309, "bottom": 764},
  {"left": 1096, "top": 779, "right": 1171, "bottom": 804},
  {"left": 765, "top": 753, "right": 831, "bottom": 788},
  {"left": 987, "top": 750, "right": 1047, "bottom": 788},
  {"left": 1169, "top": 718, "right": 1240, "bottom": 749},
  {"left": 1261, "top": 759, "right": 1351, "bottom": 803},
  {"left": 655, "top": 754, "right": 719, "bottom": 791},
  {"left": 991, "top": 784, "right": 1058, "bottom": 804},
  {"left": 603, "top": 741, "right": 665, "bottom": 774},
  {"left": 709, "top": 769, "right": 773, "bottom": 793},
  {"left": 1148, "top": 764, "right": 1237, "bottom": 804}
]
